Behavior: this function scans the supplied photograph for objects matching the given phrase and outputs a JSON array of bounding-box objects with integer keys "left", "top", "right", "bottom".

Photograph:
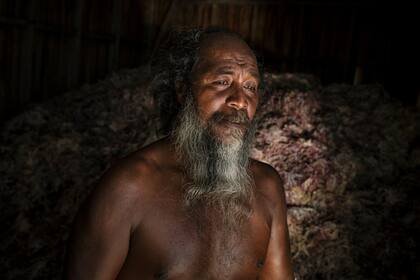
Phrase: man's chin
[{"left": 211, "top": 125, "right": 246, "bottom": 146}]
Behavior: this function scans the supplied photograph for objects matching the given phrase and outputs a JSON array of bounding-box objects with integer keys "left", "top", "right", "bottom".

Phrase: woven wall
[{"left": 0, "top": 0, "right": 418, "bottom": 122}]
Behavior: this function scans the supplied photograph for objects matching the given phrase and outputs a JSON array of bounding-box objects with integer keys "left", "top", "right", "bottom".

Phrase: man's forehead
[
  {"left": 194, "top": 33, "right": 258, "bottom": 72},
  {"left": 211, "top": 63, "right": 260, "bottom": 82}
]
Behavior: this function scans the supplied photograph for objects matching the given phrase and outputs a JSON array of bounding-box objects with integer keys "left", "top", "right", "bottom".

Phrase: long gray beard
[{"left": 172, "top": 96, "right": 257, "bottom": 229}]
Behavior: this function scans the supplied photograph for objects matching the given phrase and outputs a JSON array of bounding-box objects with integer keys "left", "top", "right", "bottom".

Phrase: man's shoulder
[
  {"left": 89, "top": 139, "right": 170, "bottom": 209},
  {"left": 98, "top": 138, "right": 170, "bottom": 197},
  {"left": 99, "top": 152, "right": 157, "bottom": 194},
  {"left": 250, "top": 159, "right": 283, "bottom": 186},
  {"left": 250, "top": 159, "right": 286, "bottom": 213},
  {"left": 73, "top": 140, "right": 171, "bottom": 234}
]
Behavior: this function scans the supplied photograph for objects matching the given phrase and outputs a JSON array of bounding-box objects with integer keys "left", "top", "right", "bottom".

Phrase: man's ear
[{"left": 175, "top": 81, "right": 186, "bottom": 104}]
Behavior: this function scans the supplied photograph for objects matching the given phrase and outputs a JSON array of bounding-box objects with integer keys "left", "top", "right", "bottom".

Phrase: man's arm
[
  {"left": 259, "top": 164, "right": 294, "bottom": 280},
  {"left": 64, "top": 160, "right": 144, "bottom": 280}
]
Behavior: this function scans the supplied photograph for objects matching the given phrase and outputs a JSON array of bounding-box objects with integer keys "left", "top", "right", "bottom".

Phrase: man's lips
[
  {"left": 218, "top": 119, "right": 249, "bottom": 132},
  {"left": 207, "top": 110, "right": 250, "bottom": 134},
  {"left": 224, "top": 119, "right": 247, "bottom": 126},
  {"left": 212, "top": 111, "right": 250, "bottom": 125}
]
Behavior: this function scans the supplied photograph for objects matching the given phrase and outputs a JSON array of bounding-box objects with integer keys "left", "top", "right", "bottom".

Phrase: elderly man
[{"left": 65, "top": 28, "right": 294, "bottom": 280}]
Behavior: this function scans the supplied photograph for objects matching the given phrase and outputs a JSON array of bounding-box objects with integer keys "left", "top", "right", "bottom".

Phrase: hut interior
[{"left": 0, "top": 0, "right": 419, "bottom": 279}]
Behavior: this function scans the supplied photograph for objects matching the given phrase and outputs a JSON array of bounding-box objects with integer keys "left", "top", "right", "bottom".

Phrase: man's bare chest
[{"left": 120, "top": 198, "right": 271, "bottom": 280}]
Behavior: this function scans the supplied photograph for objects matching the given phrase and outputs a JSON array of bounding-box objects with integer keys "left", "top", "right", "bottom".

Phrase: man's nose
[{"left": 226, "top": 85, "right": 248, "bottom": 110}]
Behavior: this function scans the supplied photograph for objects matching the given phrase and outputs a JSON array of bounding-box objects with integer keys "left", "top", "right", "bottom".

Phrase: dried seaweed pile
[
  {"left": 0, "top": 66, "right": 161, "bottom": 279},
  {"left": 252, "top": 74, "right": 420, "bottom": 279},
  {"left": 1, "top": 69, "right": 419, "bottom": 279}
]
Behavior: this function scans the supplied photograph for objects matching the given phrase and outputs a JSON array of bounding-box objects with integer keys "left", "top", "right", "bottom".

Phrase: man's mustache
[{"left": 210, "top": 110, "right": 250, "bottom": 126}]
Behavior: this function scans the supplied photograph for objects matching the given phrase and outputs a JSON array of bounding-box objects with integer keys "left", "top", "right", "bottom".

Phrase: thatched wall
[{"left": 1, "top": 0, "right": 418, "bottom": 122}]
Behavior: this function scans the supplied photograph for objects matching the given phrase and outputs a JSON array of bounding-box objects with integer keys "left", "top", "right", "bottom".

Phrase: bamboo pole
[
  {"left": 193, "top": 0, "right": 285, "bottom": 4},
  {"left": 67, "top": 0, "right": 83, "bottom": 88},
  {"left": 416, "top": 90, "right": 420, "bottom": 109},
  {"left": 345, "top": 8, "right": 356, "bottom": 81},
  {"left": 293, "top": 5, "right": 304, "bottom": 72},
  {"left": 0, "top": 78, "right": 5, "bottom": 120},
  {"left": 144, "top": 0, "right": 156, "bottom": 52},
  {"left": 149, "top": 0, "right": 180, "bottom": 64},
  {"left": 18, "top": 0, "right": 36, "bottom": 107},
  {"left": 108, "top": 0, "right": 122, "bottom": 72},
  {"left": 0, "top": 16, "right": 27, "bottom": 25},
  {"left": 353, "top": 66, "right": 363, "bottom": 85},
  {"left": 10, "top": 27, "right": 20, "bottom": 115}
]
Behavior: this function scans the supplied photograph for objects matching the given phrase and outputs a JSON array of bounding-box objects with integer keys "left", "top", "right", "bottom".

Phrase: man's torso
[{"left": 114, "top": 140, "right": 274, "bottom": 279}]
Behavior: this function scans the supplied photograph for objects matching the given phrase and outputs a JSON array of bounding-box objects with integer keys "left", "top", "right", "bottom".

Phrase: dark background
[{"left": 0, "top": 0, "right": 419, "bottom": 123}]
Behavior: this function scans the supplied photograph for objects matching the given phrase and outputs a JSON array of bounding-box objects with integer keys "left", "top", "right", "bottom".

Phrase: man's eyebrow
[
  {"left": 214, "top": 66, "right": 235, "bottom": 75},
  {"left": 249, "top": 70, "right": 260, "bottom": 82},
  {"left": 213, "top": 66, "right": 260, "bottom": 81}
]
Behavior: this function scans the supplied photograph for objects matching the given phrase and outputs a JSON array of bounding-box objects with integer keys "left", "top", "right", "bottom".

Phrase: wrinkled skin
[{"left": 65, "top": 33, "right": 294, "bottom": 280}]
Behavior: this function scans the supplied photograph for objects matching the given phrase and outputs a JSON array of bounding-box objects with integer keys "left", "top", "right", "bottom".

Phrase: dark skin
[{"left": 65, "top": 33, "right": 294, "bottom": 280}]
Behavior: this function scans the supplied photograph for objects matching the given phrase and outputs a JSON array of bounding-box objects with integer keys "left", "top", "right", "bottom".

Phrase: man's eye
[
  {"left": 214, "top": 80, "right": 229, "bottom": 86},
  {"left": 244, "top": 85, "right": 257, "bottom": 92}
]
